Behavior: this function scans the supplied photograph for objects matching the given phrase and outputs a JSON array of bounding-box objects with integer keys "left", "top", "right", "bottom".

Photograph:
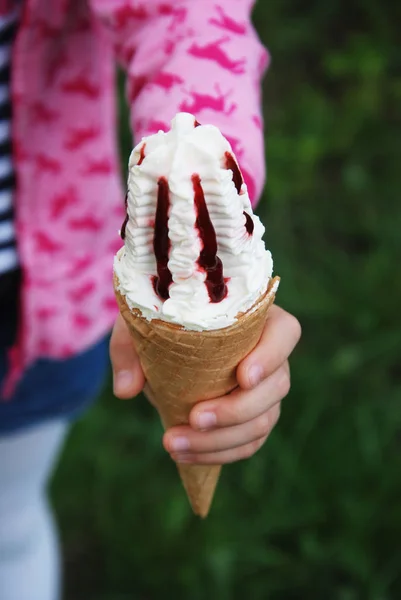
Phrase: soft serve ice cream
[{"left": 114, "top": 112, "right": 275, "bottom": 331}]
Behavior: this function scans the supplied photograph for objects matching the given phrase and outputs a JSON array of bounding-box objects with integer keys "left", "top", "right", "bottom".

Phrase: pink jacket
[{"left": 1, "top": 0, "right": 269, "bottom": 396}]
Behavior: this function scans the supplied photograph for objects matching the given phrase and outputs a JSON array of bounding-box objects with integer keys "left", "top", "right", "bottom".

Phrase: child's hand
[
  {"left": 163, "top": 306, "right": 301, "bottom": 464},
  {"left": 110, "top": 314, "right": 146, "bottom": 399},
  {"left": 110, "top": 306, "right": 301, "bottom": 464}
]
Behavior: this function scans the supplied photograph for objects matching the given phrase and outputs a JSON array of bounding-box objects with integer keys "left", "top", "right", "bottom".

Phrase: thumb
[{"left": 109, "top": 314, "right": 145, "bottom": 399}]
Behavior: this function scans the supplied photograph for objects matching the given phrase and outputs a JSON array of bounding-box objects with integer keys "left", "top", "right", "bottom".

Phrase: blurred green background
[{"left": 52, "top": 1, "right": 400, "bottom": 598}]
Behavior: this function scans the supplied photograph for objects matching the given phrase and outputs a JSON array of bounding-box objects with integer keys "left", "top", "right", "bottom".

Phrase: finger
[
  {"left": 189, "top": 363, "right": 290, "bottom": 431},
  {"left": 165, "top": 402, "right": 280, "bottom": 455},
  {"left": 237, "top": 305, "right": 301, "bottom": 390},
  {"left": 109, "top": 314, "right": 145, "bottom": 399},
  {"left": 170, "top": 405, "right": 281, "bottom": 465},
  {"left": 171, "top": 438, "right": 266, "bottom": 465}
]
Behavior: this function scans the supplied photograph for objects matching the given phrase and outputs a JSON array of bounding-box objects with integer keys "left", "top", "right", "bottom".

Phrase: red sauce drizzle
[
  {"left": 243, "top": 211, "right": 254, "bottom": 235},
  {"left": 152, "top": 177, "right": 173, "bottom": 300},
  {"left": 120, "top": 192, "right": 128, "bottom": 240},
  {"left": 225, "top": 151, "right": 243, "bottom": 194},
  {"left": 137, "top": 143, "right": 146, "bottom": 165},
  {"left": 192, "top": 174, "right": 227, "bottom": 303}
]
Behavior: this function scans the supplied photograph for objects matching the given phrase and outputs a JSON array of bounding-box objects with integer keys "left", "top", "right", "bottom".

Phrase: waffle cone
[{"left": 114, "top": 274, "right": 279, "bottom": 517}]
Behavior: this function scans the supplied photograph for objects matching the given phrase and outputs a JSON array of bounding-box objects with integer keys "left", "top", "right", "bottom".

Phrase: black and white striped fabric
[{"left": 0, "top": 8, "right": 18, "bottom": 277}]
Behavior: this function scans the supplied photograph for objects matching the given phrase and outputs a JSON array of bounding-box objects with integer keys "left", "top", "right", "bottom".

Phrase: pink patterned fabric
[{"left": 2, "top": 0, "right": 269, "bottom": 396}]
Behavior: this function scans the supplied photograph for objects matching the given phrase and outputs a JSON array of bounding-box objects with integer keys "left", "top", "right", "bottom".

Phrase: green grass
[{"left": 51, "top": 1, "right": 401, "bottom": 598}]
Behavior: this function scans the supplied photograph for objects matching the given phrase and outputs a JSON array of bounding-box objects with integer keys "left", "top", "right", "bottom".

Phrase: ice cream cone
[{"left": 114, "top": 273, "right": 279, "bottom": 517}]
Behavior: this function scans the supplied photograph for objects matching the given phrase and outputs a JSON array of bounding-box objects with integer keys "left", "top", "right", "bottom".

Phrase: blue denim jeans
[{"left": 0, "top": 337, "right": 109, "bottom": 435}]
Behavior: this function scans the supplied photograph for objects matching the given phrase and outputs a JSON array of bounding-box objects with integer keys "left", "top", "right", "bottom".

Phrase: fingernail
[
  {"left": 248, "top": 364, "right": 263, "bottom": 388},
  {"left": 170, "top": 436, "right": 190, "bottom": 452},
  {"left": 114, "top": 370, "right": 133, "bottom": 392},
  {"left": 197, "top": 412, "right": 216, "bottom": 430}
]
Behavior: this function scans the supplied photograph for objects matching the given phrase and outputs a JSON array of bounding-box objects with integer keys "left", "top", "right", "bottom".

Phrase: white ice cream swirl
[{"left": 114, "top": 113, "right": 274, "bottom": 331}]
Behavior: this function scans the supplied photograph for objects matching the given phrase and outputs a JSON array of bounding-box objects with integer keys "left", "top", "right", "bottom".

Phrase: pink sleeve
[{"left": 91, "top": 1, "right": 270, "bottom": 206}]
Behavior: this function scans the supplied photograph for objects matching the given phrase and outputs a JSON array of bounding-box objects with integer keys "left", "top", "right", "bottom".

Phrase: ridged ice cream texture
[{"left": 114, "top": 112, "right": 274, "bottom": 331}]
